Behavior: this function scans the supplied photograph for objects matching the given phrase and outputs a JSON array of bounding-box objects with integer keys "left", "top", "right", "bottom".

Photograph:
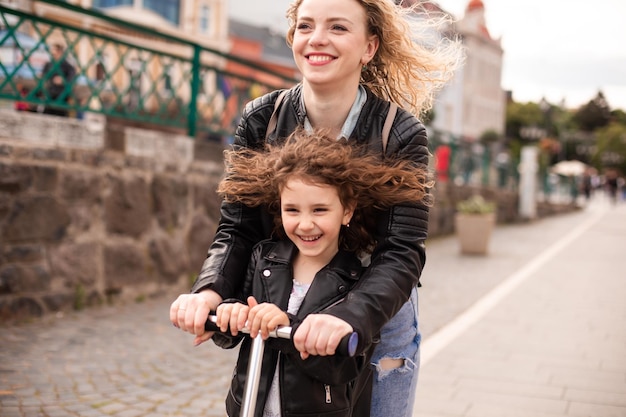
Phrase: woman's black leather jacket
[
  {"left": 192, "top": 83, "right": 430, "bottom": 353},
  {"left": 215, "top": 239, "right": 373, "bottom": 417}
]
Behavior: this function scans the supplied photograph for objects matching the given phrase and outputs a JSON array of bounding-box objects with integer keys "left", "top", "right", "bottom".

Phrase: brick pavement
[{"left": 1, "top": 195, "right": 624, "bottom": 417}]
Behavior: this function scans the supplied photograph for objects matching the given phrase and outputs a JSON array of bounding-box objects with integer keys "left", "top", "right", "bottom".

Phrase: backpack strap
[
  {"left": 265, "top": 90, "right": 289, "bottom": 140},
  {"left": 381, "top": 102, "right": 398, "bottom": 154}
]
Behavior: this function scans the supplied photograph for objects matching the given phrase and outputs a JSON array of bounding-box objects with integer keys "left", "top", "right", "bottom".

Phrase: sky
[{"left": 228, "top": 0, "right": 626, "bottom": 111}]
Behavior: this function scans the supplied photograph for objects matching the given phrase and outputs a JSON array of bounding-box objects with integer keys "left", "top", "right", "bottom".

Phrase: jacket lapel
[
  {"left": 296, "top": 251, "right": 362, "bottom": 317},
  {"left": 259, "top": 240, "right": 295, "bottom": 310}
]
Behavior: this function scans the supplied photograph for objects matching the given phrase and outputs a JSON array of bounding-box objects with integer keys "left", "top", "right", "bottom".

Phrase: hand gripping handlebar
[
  {"left": 204, "top": 314, "right": 358, "bottom": 357},
  {"left": 204, "top": 314, "right": 359, "bottom": 417}
]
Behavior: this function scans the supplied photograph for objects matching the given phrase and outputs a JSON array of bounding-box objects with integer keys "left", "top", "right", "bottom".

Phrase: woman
[{"left": 170, "top": 0, "right": 463, "bottom": 415}]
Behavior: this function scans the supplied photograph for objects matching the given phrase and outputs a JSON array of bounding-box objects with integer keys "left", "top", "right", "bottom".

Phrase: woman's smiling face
[{"left": 291, "top": 0, "right": 378, "bottom": 89}]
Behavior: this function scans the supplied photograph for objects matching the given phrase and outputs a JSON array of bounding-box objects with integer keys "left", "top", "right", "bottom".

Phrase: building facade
[
  {"left": 31, "top": 0, "right": 229, "bottom": 48},
  {"left": 454, "top": 0, "right": 506, "bottom": 141},
  {"left": 420, "top": 0, "right": 506, "bottom": 143}
]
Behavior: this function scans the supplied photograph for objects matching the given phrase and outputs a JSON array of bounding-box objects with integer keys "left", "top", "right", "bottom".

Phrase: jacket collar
[
  {"left": 264, "top": 239, "right": 362, "bottom": 282},
  {"left": 284, "top": 84, "right": 380, "bottom": 151}
]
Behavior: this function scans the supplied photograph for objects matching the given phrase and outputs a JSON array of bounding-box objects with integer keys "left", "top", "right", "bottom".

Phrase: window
[
  {"left": 143, "top": 0, "right": 180, "bottom": 25},
  {"left": 199, "top": 5, "right": 211, "bottom": 34},
  {"left": 92, "top": 0, "right": 132, "bottom": 8}
]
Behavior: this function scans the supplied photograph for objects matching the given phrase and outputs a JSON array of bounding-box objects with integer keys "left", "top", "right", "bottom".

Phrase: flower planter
[{"left": 454, "top": 212, "right": 496, "bottom": 255}]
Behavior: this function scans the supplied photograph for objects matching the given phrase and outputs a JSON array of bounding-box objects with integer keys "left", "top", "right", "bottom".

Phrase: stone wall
[{"left": 0, "top": 110, "right": 224, "bottom": 322}]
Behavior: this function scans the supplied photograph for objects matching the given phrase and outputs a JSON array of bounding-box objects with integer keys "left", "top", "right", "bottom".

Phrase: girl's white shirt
[{"left": 263, "top": 280, "right": 312, "bottom": 417}]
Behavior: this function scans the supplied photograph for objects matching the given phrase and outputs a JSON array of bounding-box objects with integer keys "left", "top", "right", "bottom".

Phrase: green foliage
[
  {"left": 456, "top": 195, "right": 496, "bottom": 214},
  {"left": 592, "top": 122, "right": 626, "bottom": 174},
  {"left": 574, "top": 91, "right": 611, "bottom": 132},
  {"left": 73, "top": 284, "right": 86, "bottom": 311},
  {"left": 611, "top": 109, "right": 626, "bottom": 125},
  {"left": 505, "top": 102, "right": 545, "bottom": 140},
  {"left": 479, "top": 129, "right": 500, "bottom": 144}
]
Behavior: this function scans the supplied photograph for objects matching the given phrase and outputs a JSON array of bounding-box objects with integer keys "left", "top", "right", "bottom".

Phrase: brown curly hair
[{"left": 218, "top": 129, "right": 433, "bottom": 254}]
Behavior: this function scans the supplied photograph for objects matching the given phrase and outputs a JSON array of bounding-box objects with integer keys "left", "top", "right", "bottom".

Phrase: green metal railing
[
  {"left": 0, "top": 0, "right": 299, "bottom": 139},
  {"left": 427, "top": 128, "right": 518, "bottom": 190}
]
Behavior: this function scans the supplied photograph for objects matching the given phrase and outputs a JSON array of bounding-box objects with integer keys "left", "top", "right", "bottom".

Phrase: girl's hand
[
  {"left": 293, "top": 314, "right": 353, "bottom": 359},
  {"left": 215, "top": 302, "right": 250, "bottom": 336},
  {"left": 246, "top": 296, "right": 289, "bottom": 340}
]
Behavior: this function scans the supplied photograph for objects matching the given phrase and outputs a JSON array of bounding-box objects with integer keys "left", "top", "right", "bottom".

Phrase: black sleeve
[
  {"left": 190, "top": 91, "right": 283, "bottom": 298},
  {"left": 323, "top": 110, "right": 430, "bottom": 352}
]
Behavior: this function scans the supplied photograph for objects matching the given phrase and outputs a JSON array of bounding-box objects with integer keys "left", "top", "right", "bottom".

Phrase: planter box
[{"left": 454, "top": 212, "right": 496, "bottom": 255}]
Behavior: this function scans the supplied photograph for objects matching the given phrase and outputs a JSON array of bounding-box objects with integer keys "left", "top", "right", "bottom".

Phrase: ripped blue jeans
[{"left": 370, "top": 286, "right": 420, "bottom": 417}]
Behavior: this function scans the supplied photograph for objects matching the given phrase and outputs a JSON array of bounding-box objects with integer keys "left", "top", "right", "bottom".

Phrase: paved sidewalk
[
  {"left": 1, "top": 196, "right": 624, "bottom": 417},
  {"left": 414, "top": 197, "right": 626, "bottom": 417}
]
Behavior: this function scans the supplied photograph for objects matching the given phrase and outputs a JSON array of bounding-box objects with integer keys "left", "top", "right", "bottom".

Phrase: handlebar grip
[
  {"left": 204, "top": 314, "right": 220, "bottom": 332},
  {"left": 205, "top": 314, "right": 358, "bottom": 357},
  {"left": 336, "top": 331, "right": 359, "bottom": 357}
]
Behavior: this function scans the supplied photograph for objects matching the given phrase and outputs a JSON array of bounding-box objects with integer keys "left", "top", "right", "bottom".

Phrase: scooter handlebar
[{"left": 205, "top": 314, "right": 358, "bottom": 357}]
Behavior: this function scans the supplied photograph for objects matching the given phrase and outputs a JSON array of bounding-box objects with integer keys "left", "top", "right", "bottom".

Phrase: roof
[
  {"left": 228, "top": 19, "right": 294, "bottom": 66},
  {"left": 467, "top": 0, "right": 485, "bottom": 12}
]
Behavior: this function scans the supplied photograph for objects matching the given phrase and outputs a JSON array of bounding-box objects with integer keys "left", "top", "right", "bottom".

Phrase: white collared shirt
[{"left": 303, "top": 85, "right": 366, "bottom": 140}]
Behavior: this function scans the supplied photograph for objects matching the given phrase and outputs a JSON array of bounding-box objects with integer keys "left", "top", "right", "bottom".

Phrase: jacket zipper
[{"left": 324, "top": 384, "right": 332, "bottom": 403}]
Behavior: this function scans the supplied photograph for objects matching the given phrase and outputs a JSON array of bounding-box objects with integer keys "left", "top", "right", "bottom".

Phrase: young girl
[{"left": 212, "top": 130, "right": 432, "bottom": 417}]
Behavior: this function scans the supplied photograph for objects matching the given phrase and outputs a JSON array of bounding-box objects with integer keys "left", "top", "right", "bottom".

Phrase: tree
[
  {"left": 610, "top": 108, "right": 626, "bottom": 126},
  {"left": 505, "top": 101, "right": 544, "bottom": 140},
  {"left": 479, "top": 129, "right": 499, "bottom": 145},
  {"left": 574, "top": 91, "right": 611, "bottom": 132},
  {"left": 592, "top": 122, "right": 626, "bottom": 175}
]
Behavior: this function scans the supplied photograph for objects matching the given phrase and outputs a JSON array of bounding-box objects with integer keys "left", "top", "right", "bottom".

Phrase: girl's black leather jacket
[
  {"left": 214, "top": 239, "right": 373, "bottom": 417},
  {"left": 192, "top": 84, "right": 430, "bottom": 353}
]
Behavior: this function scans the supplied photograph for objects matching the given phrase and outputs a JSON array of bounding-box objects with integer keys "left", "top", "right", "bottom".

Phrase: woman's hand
[
  {"left": 169, "top": 289, "right": 223, "bottom": 346},
  {"left": 293, "top": 314, "right": 353, "bottom": 359}
]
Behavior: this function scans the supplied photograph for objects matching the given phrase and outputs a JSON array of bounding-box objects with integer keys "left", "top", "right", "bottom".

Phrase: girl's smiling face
[{"left": 280, "top": 177, "right": 354, "bottom": 265}]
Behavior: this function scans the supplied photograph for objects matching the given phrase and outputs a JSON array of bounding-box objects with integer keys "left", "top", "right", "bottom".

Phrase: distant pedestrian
[
  {"left": 41, "top": 42, "right": 75, "bottom": 117},
  {"left": 14, "top": 84, "right": 31, "bottom": 112},
  {"left": 605, "top": 170, "right": 619, "bottom": 204},
  {"left": 581, "top": 171, "right": 592, "bottom": 200}
]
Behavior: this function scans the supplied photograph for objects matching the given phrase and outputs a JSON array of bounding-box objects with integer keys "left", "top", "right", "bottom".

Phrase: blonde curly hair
[{"left": 285, "top": 0, "right": 464, "bottom": 116}]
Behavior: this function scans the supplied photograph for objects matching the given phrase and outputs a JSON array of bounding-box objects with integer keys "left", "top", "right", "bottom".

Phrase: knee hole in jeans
[
  {"left": 372, "top": 356, "right": 417, "bottom": 380},
  {"left": 379, "top": 358, "right": 403, "bottom": 370}
]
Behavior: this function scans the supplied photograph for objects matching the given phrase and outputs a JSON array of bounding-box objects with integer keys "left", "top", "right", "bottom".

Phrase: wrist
[{"left": 198, "top": 289, "right": 223, "bottom": 310}]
